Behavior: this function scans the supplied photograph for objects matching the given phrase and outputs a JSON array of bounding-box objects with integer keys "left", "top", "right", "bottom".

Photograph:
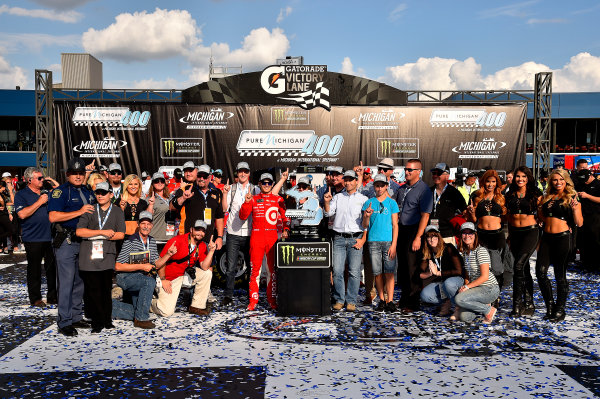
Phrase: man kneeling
[{"left": 151, "top": 220, "right": 216, "bottom": 317}]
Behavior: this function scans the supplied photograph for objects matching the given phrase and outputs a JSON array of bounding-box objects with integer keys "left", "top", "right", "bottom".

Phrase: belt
[
  {"left": 252, "top": 228, "right": 277, "bottom": 231},
  {"left": 334, "top": 231, "right": 362, "bottom": 238}
]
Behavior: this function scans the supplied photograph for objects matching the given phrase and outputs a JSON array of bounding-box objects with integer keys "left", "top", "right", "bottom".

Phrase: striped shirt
[
  {"left": 462, "top": 246, "right": 497, "bottom": 287},
  {"left": 116, "top": 232, "right": 160, "bottom": 265}
]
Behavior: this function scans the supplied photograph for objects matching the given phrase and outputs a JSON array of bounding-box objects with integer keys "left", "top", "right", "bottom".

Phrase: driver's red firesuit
[{"left": 239, "top": 193, "right": 289, "bottom": 309}]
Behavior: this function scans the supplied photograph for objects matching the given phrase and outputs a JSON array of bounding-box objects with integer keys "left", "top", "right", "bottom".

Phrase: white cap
[
  {"left": 373, "top": 174, "right": 388, "bottom": 184},
  {"left": 236, "top": 162, "right": 250, "bottom": 171},
  {"left": 108, "top": 163, "right": 122, "bottom": 172},
  {"left": 260, "top": 173, "right": 274, "bottom": 182},
  {"left": 182, "top": 161, "right": 196, "bottom": 170},
  {"left": 1, "top": 172, "right": 11, "bottom": 178},
  {"left": 297, "top": 176, "right": 310, "bottom": 185},
  {"left": 377, "top": 158, "right": 394, "bottom": 169},
  {"left": 152, "top": 172, "right": 164, "bottom": 181},
  {"left": 343, "top": 170, "right": 357, "bottom": 179},
  {"left": 198, "top": 164, "right": 211, "bottom": 174}
]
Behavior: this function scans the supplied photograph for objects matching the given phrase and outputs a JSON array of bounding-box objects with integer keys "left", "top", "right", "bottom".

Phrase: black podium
[{"left": 276, "top": 239, "right": 331, "bottom": 316}]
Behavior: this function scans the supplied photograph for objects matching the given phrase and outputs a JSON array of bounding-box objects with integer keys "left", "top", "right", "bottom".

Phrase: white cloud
[
  {"left": 30, "top": 0, "right": 94, "bottom": 10},
  {"left": 277, "top": 6, "right": 292, "bottom": 24},
  {"left": 0, "top": 5, "right": 81, "bottom": 23},
  {"left": 479, "top": 0, "right": 539, "bottom": 19},
  {"left": 389, "top": 4, "right": 407, "bottom": 21},
  {"left": 82, "top": 8, "right": 200, "bottom": 62},
  {"left": 526, "top": 18, "right": 567, "bottom": 25},
  {"left": 381, "top": 52, "right": 600, "bottom": 92},
  {"left": 0, "top": 53, "right": 28, "bottom": 89},
  {"left": 341, "top": 57, "right": 354, "bottom": 75}
]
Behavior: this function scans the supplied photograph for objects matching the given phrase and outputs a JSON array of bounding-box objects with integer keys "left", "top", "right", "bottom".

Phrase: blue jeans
[
  {"left": 332, "top": 235, "right": 363, "bottom": 306},
  {"left": 112, "top": 272, "right": 156, "bottom": 321},
  {"left": 225, "top": 234, "right": 250, "bottom": 298},
  {"left": 367, "top": 241, "right": 396, "bottom": 276},
  {"left": 55, "top": 240, "right": 84, "bottom": 328},
  {"left": 420, "top": 276, "right": 464, "bottom": 305},
  {"left": 455, "top": 284, "right": 500, "bottom": 322}
]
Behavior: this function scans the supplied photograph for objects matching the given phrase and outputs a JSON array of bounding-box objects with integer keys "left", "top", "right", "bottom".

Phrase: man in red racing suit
[{"left": 239, "top": 173, "right": 289, "bottom": 311}]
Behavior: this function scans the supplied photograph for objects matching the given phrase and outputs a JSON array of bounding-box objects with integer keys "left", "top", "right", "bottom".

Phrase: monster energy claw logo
[
  {"left": 281, "top": 245, "right": 295, "bottom": 264},
  {"left": 381, "top": 140, "right": 392, "bottom": 156},
  {"left": 273, "top": 109, "right": 285, "bottom": 122},
  {"left": 164, "top": 140, "right": 175, "bottom": 156}
]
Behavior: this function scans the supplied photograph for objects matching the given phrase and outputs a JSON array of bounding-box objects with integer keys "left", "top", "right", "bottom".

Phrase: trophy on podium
[{"left": 284, "top": 176, "right": 323, "bottom": 239}]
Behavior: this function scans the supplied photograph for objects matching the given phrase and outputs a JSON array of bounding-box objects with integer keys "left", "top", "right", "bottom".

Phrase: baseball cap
[
  {"left": 260, "top": 173, "right": 274, "bottom": 182},
  {"left": 108, "top": 163, "right": 122, "bottom": 172},
  {"left": 212, "top": 169, "right": 223, "bottom": 176},
  {"left": 297, "top": 176, "right": 310, "bottom": 186},
  {"left": 424, "top": 225, "right": 440, "bottom": 234},
  {"left": 182, "top": 161, "right": 196, "bottom": 170},
  {"left": 431, "top": 163, "right": 450, "bottom": 173},
  {"left": 94, "top": 181, "right": 110, "bottom": 193},
  {"left": 67, "top": 158, "right": 86, "bottom": 173},
  {"left": 460, "top": 222, "right": 476, "bottom": 233},
  {"left": 139, "top": 211, "right": 153, "bottom": 223},
  {"left": 236, "top": 162, "right": 250, "bottom": 171},
  {"left": 1, "top": 172, "right": 11, "bottom": 178},
  {"left": 373, "top": 174, "right": 388, "bottom": 184},
  {"left": 197, "top": 164, "right": 211, "bottom": 174},
  {"left": 99, "top": 165, "right": 108, "bottom": 172},
  {"left": 364, "top": 167, "right": 372, "bottom": 174},
  {"left": 377, "top": 158, "right": 394, "bottom": 169},
  {"left": 141, "top": 171, "right": 148, "bottom": 179},
  {"left": 343, "top": 170, "right": 357, "bottom": 179},
  {"left": 192, "top": 219, "right": 207, "bottom": 230},
  {"left": 152, "top": 172, "right": 165, "bottom": 181},
  {"left": 327, "top": 166, "right": 343, "bottom": 174}
]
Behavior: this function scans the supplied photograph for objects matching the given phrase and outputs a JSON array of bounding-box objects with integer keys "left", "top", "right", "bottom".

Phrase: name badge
[
  {"left": 91, "top": 240, "right": 103, "bottom": 259},
  {"left": 204, "top": 208, "right": 212, "bottom": 224},
  {"left": 166, "top": 223, "right": 175, "bottom": 236}
]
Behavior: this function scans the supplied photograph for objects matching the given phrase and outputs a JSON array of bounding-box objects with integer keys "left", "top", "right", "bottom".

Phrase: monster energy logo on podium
[
  {"left": 164, "top": 140, "right": 175, "bottom": 157},
  {"left": 281, "top": 245, "right": 296, "bottom": 264}
]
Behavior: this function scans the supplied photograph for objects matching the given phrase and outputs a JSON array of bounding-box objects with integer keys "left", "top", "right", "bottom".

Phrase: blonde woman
[
  {"left": 87, "top": 173, "right": 106, "bottom": 191},
  {"left": 120, "top": 174, "right": 151, "bottom": 236},
  {"left": 537, "top": 169, "right": 583, "bottom": 322},
  {"left": 419, "top": 225, "right": 464, "bottom": 316}
]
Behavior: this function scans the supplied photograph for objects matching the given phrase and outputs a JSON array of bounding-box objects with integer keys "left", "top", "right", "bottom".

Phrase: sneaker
[
  {"left": 332, "top": 302, "right": 344, "bottom": 311},
  {"left": 32, "top": 299, "right": 46, "bottom": 308},
  {"left": 346, "top": 303, "right": 356, "bottom": 312},
  {"left": 483, "top": 306, "right": 497, "bottom": 324},
  {"left": 189, "top": 306, "right": 210, "bottom": 316},
  {"left": 134, "top": 319, "right": 155, "bottom": 329},
  {"left": 375, "top": 301, "right": 386, "bottom": 313},
  {"left": 384, "top": 301, "right": 398, "bottom": 313}
]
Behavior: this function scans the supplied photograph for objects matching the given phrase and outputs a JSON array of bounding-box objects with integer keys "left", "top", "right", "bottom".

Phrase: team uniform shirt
[
  {"left": 14, "top": 186, "right": 52, "bottom": 242},
  {"left": 77, "top": 204, "right": 126, "bottom": 271},
  {"left": 171, "top": 185, "right": 224, "bottom": 240},
  {"left": 226, "top": 182, "right": 255, "bottom": 236},
  {"left": 116, "top": 232, "right": 160, "bottom": 267},
  {"left": 396, "top": 179, "right": 433, "bottom": 226},
  {"left": 48, "top": 182, "right": 96, "bottom": 230},
  {"left": 239, "top": 193, "right": 290, "bottom": 231},
  {"left": 167, "top": 178, "right": 182, "bottom": 194},
  {"left": 429, "top": 184, "right": 467, "bottom": 237},
  {"left": 362, "top": 197, "right": 399, "bottom": 242},
  {"left": 326, "top": 191, "right": 368, "bottom": 233},
  {"left": 160, "top": 233, "right": 208, "bottom": 281},
  {"left": 462, "top": 246, "right": 497, "bottom": 287}
]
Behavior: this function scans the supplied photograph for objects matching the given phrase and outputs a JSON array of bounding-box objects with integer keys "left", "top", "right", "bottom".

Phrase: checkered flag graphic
[{"left": 279, "top": 82, "right": 331, "bottom": 111}]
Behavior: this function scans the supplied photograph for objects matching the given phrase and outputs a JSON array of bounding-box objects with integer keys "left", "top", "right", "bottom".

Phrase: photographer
[
  {"left": 14, "top": 167, "right": 57, "bottom": 306},
  {"left": 151, "top": 219, "right": 215, "bottom": 317}
]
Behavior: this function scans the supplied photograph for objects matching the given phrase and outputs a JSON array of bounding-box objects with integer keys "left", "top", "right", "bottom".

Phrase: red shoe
[{"left": 247, "top": 302, "right": 257, "bottom": 311}]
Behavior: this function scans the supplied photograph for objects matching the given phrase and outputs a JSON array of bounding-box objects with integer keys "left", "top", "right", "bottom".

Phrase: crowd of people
[{"left": 0, "top": 155, "right": 598, "bottom": 337}]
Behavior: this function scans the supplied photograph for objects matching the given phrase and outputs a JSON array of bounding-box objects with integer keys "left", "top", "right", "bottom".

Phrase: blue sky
[{"left": 1, "top": 0, "right": 599, "bottom": 91}]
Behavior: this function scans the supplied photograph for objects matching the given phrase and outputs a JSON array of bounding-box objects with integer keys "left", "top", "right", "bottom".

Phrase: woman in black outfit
[
  {"left": 505, "top": 166, "right": 542, "bottom": 317},
  {"left": 537, "top": 168, "right": 583, "bottom": 322},
  {"left": 465, "top": 169, "right": 506, "bottom": 294}
]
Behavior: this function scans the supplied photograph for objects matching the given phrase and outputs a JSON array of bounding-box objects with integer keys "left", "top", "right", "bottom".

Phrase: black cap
[{"left": 67, "top": 158, "right": 86, "bottom": 173}]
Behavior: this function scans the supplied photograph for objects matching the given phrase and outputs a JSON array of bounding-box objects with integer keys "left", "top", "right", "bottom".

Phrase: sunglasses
[
  {"left": 462, "top": 231, "right": 475, "bottom": 236},
  {"left": 95, "top": 190, "right": 110, "bottom": 196},
  {"left": 109, "top": 170, "right": 122, "bottom": 175},
  {"left": 33, "top": 176, "right": 44, "bottom": 181},
  {"left": 326, "top": 172, "right": 341, "bottom": 176},
  {"left": 426, "top": 234, "right": 439, "bottom": 239},
  {"left": 431, "top": 171, "right": 443, "bottom": 176},
  {"left": 183, "top": 168, "right": 195, "bottom": 173},
  {"left": 237, "top": 169, "right": 250, "bottom": 174},
  {"left": 198, "top": 173, "right": 210, "bottom": 179},
  {"left": 213, "top": 174, "right": 222, "bottom": 178},
  {"left": 378, "top": 168, "right": 392, "bottom": 172},
  {"left": 153, "top": 179, "right": 165, "bottom": 184},
  {"left": 69, "top": 172, "right": 86, "bottom": 176},
  {"left": 261, "top": 181, "right": 273, "bottom": 186},
  {"left": 297, "top": 184, "right": 309, "bottom": 190},
  {"left": 405, "top": 168, "right": 420, "bottom": 173}
]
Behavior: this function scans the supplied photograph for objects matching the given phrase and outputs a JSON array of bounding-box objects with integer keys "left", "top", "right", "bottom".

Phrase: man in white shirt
[
  {"left": 221, "top": 162, "right": 254, "bottom": 306},
  {"left": 324, "top": 170, "right": 368, "bottom": 312}
]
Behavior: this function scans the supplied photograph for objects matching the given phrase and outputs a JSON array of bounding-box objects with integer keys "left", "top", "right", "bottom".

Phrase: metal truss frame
[
  {"left": 532, "top": 73, "right": 553, "bottom": 180},
  {"left": 35, "top": 70, "right": 54, "bottom": 177}
]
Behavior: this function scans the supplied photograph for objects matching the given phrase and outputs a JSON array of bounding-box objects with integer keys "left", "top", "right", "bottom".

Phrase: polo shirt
[
  {"left": 396, "top": 179, "right": 433, "bottom": 226},
  {"left": 171, "top": 185, "right": 224, "bottom": 240},
  {"left": 116, "top": 232, "right": 160, "bottom": 267},
  {"left": 14, "top": 186, "right": 52, "bottom": 242},
  {"left": 77, "top": 204, "right": 126, "bottom": 271},
  {"left": 160, "top": 233, "right": 208, "bottom": 281}
]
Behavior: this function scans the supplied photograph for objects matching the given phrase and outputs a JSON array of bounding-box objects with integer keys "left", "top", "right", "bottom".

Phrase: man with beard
[{"left": 107, "top": 163, "right": 124, "bottom": 203}]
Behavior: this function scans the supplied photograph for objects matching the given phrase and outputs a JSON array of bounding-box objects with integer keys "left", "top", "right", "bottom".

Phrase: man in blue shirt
[
  {"left": 395, "top": 158, "right": 433, "bottom": 312},
  {"left": 14, "top": 167, "right": 57, "bottom": 307},
  {"left": 362, "top": 174, "right": 399, "bottom": 313},
  {"left": 48, "top": 157, "right": 96, "bottom": 337}
]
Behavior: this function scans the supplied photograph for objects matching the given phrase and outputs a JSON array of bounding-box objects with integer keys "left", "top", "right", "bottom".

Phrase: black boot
[
  {"left": 550, "top": 282, "right": 568, "bottom": 322},
  {"left": 543, "top": 301, "right": 555, "bottom": 320},
  {"left": 509, "top": 275, "right": 524, "bottom": 318},
  {"left": 521, "top": 289, "right": 535, "bottom": 317},
  {"left": 550, "top": 307, "right": 566, "bottom": 322}
]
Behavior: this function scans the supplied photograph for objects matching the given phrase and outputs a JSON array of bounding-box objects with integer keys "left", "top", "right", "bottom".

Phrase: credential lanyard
[
  {"left": 399, "top": 184, "right": 415, "bottom": 213},
  {"left": 139, "top": 235, "right": 149, "bottom": 252},
  {"left": 97, "top": 204, "right": 113, "bottom": 230},
  {"left": 188, "top": 235, "right": 200, "bottom": 267},
  {"left": 433, "top": 184, "right": 448, "bottom": 215}
]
